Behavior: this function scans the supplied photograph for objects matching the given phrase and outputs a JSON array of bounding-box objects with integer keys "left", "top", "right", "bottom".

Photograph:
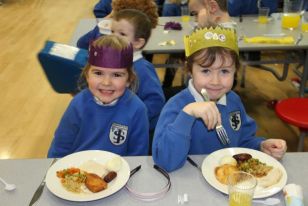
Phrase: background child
[
  {"left": 111, "top": 9, "right": 165, "bottom": 132},
  {"left": 77, "top": 0, "right": 159, "bottom": 50},
  {"left": 152, "top": 27, "right": 287, "bottom": 172},
  {"left": 48, "top": 35, "right": 149, "bottom": 158},
  {"left": 188, "top": 0, "right": 236, "bottom": 29}
]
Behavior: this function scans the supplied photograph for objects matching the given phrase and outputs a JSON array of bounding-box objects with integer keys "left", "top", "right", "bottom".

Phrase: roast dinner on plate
[
  {"left": 214, "top": 153, "right": 283, "bottom": 188},
  {"left": 55, "top": 156, "right": 122, "bottom": 194}
]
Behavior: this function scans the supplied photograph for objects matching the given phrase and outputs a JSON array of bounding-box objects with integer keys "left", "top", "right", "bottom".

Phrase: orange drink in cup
[
  {"left": 282, "top": 13, "right": 301, "bottom": 30},
  {"left": 258, "top": 7, "right": 270, "bottom": 24},
  {"left": 228, "top": 171, "right": 257, "bottom": 206},
  {"left": 302, "top": 12, "right": 308, "bottom": 32},
  {"left": 181, "top": 5, "right": 190, "bottom": 22},
  {"left": 282, "top": 0, "right": 303, "bottom": 30}
]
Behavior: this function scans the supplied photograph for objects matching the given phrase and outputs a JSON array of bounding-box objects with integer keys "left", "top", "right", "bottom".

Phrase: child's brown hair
[
  {"left": 111, "top": 0, "right": 158, "bottom": 28},
  {"left": 186, "top": 47, "right": 240, "bottom": 74}
]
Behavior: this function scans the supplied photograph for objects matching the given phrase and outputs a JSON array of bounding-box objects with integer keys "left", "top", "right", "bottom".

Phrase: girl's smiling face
[
  {"left": 86, "top": 66, "right": 129, "bottom": 104},
  {"left": 191, "top": 53, "right": 235, "bottom": 101}
]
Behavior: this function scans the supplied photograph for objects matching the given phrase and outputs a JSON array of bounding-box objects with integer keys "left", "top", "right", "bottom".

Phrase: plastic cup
[
  {"left": 258, "top": 7, "right": 270, "bottom": 24},
  {"left": 181, "top": 5, "right": 190, "bottom": 22},
  {"left": 302, "top": 12, "right": 308, "bottom": 32},
  {"left": 228, "top": 171, "right": 257, "bottom": 206},
  {"left": 282, "top": 0, "right": 303, "bottom": 30}
]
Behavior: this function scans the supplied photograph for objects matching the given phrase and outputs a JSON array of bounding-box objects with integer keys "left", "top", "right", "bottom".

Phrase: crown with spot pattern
[{"left": 184, "top": 26, "right": 239, "bottom": 57}]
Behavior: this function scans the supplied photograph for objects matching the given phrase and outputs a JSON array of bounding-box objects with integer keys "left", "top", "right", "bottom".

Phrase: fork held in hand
[
  {"left": 200, "top": 89, "right": 230, "bottom": 145},
  {"left": 215, "top": 125, "right": 230, "bottom": 145}
]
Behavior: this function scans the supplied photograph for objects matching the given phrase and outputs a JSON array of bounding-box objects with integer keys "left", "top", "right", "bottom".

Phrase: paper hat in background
[{"left": 184, "top": 27, "right": 239, "bottom": 57}]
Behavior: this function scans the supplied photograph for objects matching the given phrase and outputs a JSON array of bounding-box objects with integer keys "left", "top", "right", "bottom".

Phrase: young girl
[
  {"left": 152, "top": 27, "right": 287, "bottom": 172},
  {"left": 111, "top": 9, "right": 165, "bottom": 131},
  {"left": 48, "top": 35, "right": 149, "bottom": 157}
]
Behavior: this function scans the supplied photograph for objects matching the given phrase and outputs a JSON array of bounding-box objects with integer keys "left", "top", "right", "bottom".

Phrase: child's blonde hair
[{"left": 79, "top": 35, "right": 138, "bottom": 92}]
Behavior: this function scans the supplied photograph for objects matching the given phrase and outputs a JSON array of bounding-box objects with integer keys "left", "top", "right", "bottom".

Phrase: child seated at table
[
  {"left": 47, "top": 35, "right": 149, "bottom": 158},
  {"left": 77, "top": 2, "right": 164, "bottom": 132},
  {"left": 188, "top": 0, "right": 236, "bottom": 29},
  {"left": 77, "top": 0, "right": 158, "bottom": 50},
  {"left": 152, "top": 26, "right": 287, "bottom": 172},
  {"left": 111, "top": 9, "right": 165, "bottom": 132}
]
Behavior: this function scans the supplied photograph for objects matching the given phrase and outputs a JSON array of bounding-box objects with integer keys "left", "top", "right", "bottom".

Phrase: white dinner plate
[
  {"left": 201, "top": 147, "right": 287, "bottom": 199},
  {"left": 46, "top": 150, "right": 130, "bottom": 201}
]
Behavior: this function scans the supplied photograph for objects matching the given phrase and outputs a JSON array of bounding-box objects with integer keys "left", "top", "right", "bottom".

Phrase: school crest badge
[
  {"left": 229, "top": 111, "right": 241, "bottom": 131},
  {"left": 109, "top": 123, "right": 128, "bottom": 145}
]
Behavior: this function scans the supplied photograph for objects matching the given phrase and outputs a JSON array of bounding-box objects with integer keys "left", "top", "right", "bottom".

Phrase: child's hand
[
  {"left": 260, "top": 139, "right": 287, "bottom": 160},
  {"left": 183, "top": 102, "right": 221, "bottom": 130}
]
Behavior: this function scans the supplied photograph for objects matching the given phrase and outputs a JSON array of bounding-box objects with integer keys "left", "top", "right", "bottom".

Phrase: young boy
[
  {"left": 111, "top": 9, "right": 165, "bottom": 131},
  {"left": 188, "top": 0, "right": 236, "bottom": 29},
  {"left": 152, "top": 27, "right": 287, "bottom": 172}
]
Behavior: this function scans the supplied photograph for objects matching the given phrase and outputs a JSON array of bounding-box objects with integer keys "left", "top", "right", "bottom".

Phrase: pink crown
[{"left": 88, "top": 43, "right": 133, "bottom": 68}]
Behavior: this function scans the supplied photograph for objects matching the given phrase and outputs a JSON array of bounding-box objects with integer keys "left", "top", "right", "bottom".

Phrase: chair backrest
[{"left": 37, "top": 41, "right": 88, "bottom": 93}]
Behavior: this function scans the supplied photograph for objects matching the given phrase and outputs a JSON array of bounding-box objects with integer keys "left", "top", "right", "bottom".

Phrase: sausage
[
  {"left": 233, "top": 153, "right": 252, "bottom": 164},
  {"left": 104, "top": 171, "right": 117, "bottom": 183}
]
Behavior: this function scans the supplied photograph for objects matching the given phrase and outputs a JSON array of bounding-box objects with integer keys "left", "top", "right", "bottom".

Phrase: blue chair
[{"left": 37, "top": 41, "right": 88, "bottom": 94}]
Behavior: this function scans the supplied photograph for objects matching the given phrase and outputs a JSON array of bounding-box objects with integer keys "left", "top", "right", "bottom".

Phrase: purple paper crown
[{"left": 88, "top": 43, "right": 133, "bottom": 68}]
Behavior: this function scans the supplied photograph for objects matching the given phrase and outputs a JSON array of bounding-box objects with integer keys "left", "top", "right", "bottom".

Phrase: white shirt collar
[
  {"left": 219, "top": 21, "right": 237, "bottom": 30},
  {"left": 133, "top": 51, "right": 143, "bottom": 62},
  {"left": 94, "top": 96, "right": 118, "bottom": 106},
  {"left": 187, "top": 79, "right": 227, "bottom": 105}
]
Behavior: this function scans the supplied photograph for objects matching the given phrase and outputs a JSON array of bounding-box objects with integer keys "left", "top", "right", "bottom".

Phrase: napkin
[{"left": 244, "top": 36, "right": 295, "bottom": 44}]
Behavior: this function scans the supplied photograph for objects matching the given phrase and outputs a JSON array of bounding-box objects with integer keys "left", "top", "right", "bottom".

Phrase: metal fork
[
  {"left": 200, "top": 89, "right": 230, "bottom": 145},
  {"left": 295, "top": 33, "right": 303, "bottom": 45}
]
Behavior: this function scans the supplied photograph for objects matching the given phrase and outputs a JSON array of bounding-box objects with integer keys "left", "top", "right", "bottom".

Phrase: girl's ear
[
  {"left": 132, "top": 38, "right": 146, "bottom": 50},
  {"left": 207, "top": 0, "right": 219, "bottom": 14}
]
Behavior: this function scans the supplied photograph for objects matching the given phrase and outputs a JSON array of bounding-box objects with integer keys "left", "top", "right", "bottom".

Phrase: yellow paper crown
[{"left": 184, "top": 27, "right": 239, "bottom": 57}]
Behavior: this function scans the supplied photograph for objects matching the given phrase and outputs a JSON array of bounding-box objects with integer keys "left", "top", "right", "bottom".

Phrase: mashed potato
[
  {"left": 219, "top": 156, "right": 237, "bottom": 166},
  {"left": 106, "top": 156, "right": 122, "bottom": 172}
]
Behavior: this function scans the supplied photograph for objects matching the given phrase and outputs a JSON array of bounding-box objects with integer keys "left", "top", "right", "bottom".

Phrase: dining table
[
  {"left": 0, "top": 153, "right": 307, "bottom": 206},
  {"left": 69, "top": 15, "right": 308, "bottom": 97}
]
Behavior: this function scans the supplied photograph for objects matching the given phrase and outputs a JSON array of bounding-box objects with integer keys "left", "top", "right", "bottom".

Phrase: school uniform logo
[
  {"left": 229, "top": 111, "right": 241, "bottom": 131},
  {"left": 109, "top": 123, "right": 128, "bottom": 145}
]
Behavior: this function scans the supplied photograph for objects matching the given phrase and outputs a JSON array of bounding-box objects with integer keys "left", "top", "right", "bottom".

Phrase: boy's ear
[
  {"left": 207, "top": 0, "right": 219, "bottom": 14},
  {"left": 132, "top": 38, "right": 146, "bottom": 50}
]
